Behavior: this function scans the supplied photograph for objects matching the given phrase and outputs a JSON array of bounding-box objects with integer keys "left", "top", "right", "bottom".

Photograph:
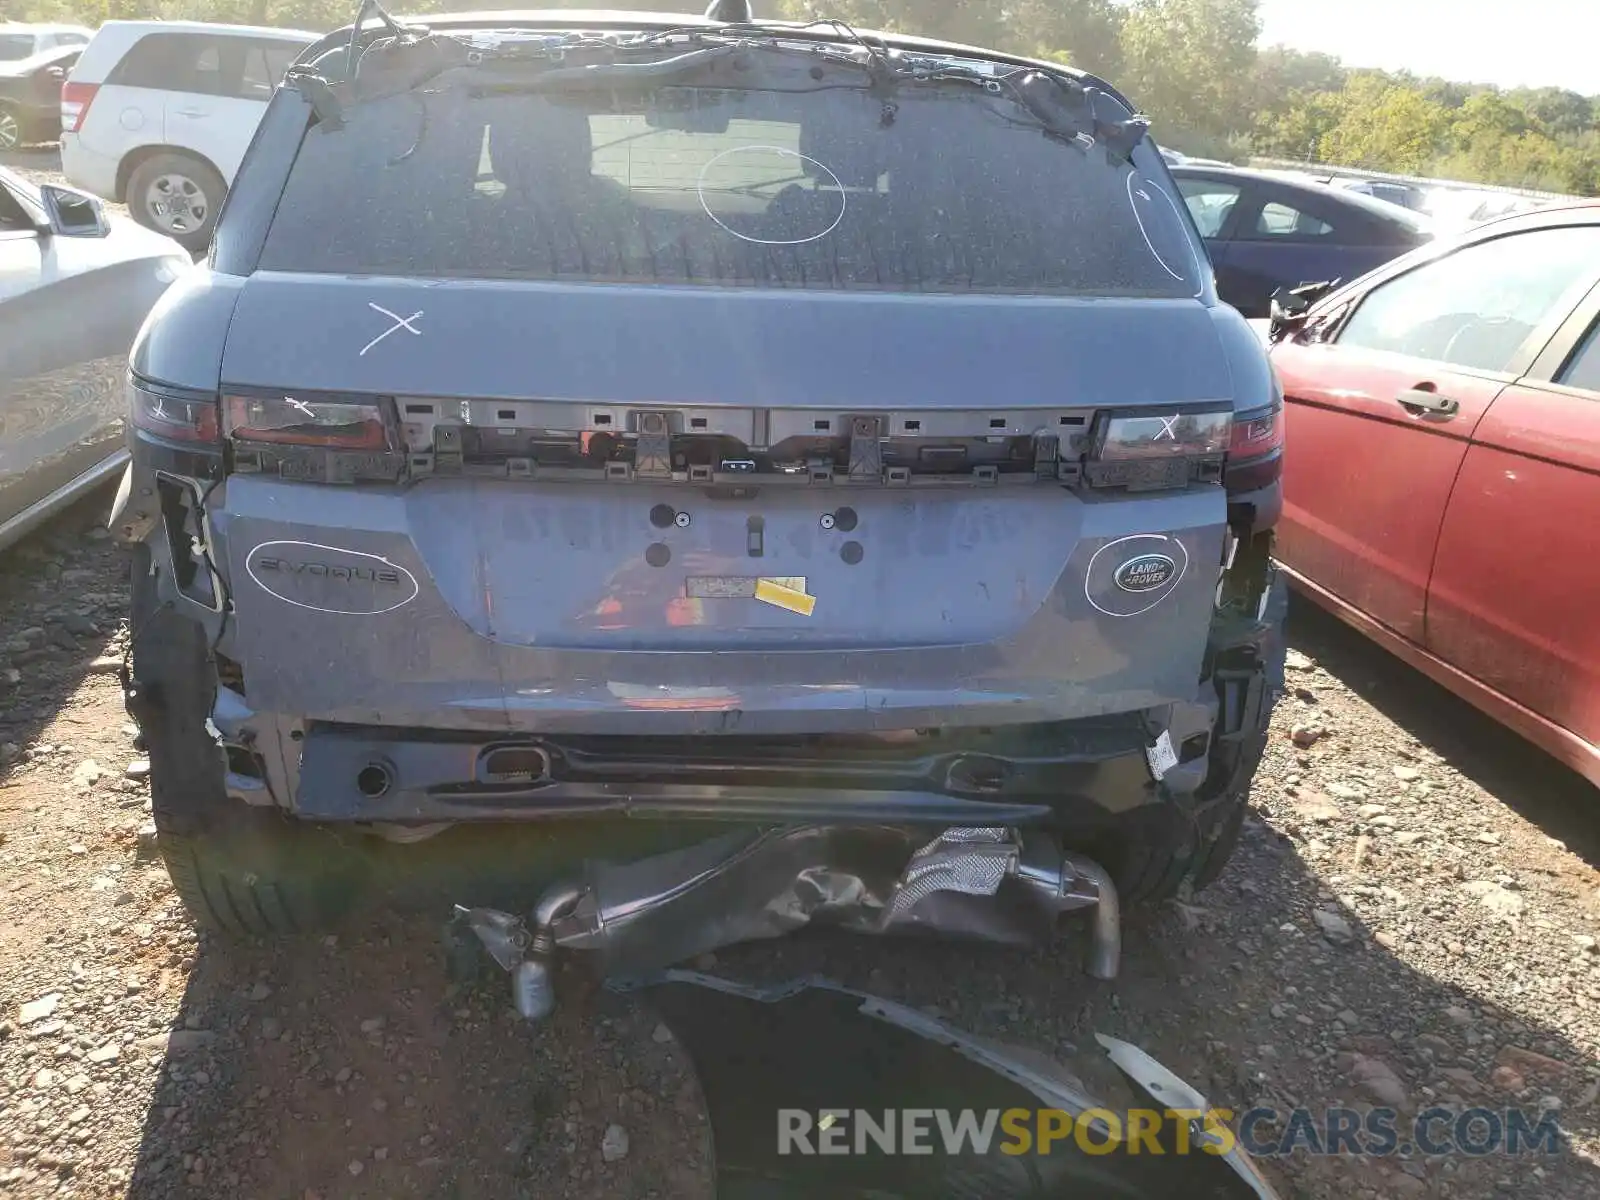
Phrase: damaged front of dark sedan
[{"left": 111, "top": 8, "right": 1286, "bottom": 1020}]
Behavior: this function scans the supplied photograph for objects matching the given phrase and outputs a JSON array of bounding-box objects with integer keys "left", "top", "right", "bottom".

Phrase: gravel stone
[
  {"left": 1312, "top": 909, "right": 1356, "bottom": 944},
  {"left": 601, "top": 1124, "right": 630, "bottom": 1163},
  {"left": 18, "top": 994, "right": 61, "bottom": 1025},
  {"left": 1350, "top": 1055, "right": 1410, "bottom": 1109}
]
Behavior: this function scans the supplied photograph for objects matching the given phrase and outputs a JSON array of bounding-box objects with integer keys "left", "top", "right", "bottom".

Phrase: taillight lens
[
  {"left": 1084, "top": 406, "right": 1231, "bottom": 491},
  {"left": 223, "top": 394, "right": 392, "bottom": 451},
  {"left": 1223, "top": 400, "right": 1284, "bottom": 493},
  {"left": 1096, "top": 409, "right": 1232, "bottom": 460},
  {"left": 130, "top": 380, "right": 220, "bottom": 444},
  {"left": 60, "top": 81, "right": 97, "bottom": 134}
]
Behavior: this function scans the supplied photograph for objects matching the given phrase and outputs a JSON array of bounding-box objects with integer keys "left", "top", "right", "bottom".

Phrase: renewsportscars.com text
[{"left": 777, "top": 1106, "right": 1565, "bottom": 1158}]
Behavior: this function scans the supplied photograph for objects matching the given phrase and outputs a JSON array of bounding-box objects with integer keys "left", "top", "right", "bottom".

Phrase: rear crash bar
[
  {"left": 267, "top": 721, "right": 1169, "bottom": 825},
  {"left": 454, "top": 826, "right": 1122, "bottom": 1023}
]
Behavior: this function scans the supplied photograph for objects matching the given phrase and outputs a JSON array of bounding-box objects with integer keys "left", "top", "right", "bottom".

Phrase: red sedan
[{"left": 1268, "top": 202, "right": 1600, "bottom": 786}]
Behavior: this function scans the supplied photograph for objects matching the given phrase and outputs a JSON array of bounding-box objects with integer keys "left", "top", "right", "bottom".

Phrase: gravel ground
[
  {"left": 2, "top": 146, "right": 125, "bottom": 218},
  {"left": 4, "top": 148, "right": 1600, "bottom": 1200}
]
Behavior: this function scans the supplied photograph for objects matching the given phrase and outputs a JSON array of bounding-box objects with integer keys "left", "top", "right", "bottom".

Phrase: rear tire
[
  {"left": 131, "top": 544, "right": 356, "bottom": 936},
  {"left": 1103, "top": 674, "right": 1276, "bottom": 905},
  {"left": 126, "top": 152, "right": 224, "bottom": 253},
  {"left": 1100, "top": 741, "right": 1262, "bottom": 906}
]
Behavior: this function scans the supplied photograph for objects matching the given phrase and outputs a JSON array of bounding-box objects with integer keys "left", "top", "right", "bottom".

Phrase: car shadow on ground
[
  {"left": 119, "top": 821, "right": 1600, "bottom": 1198},
  {"left": 1286, "top": 601, "right": 1600, "bottom": 869},
  {"left": 0, "top": 144, "right": 64, "bottom": 172}
]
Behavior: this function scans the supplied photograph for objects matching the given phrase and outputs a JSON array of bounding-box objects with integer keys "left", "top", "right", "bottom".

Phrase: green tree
[
  {"left": 1318, "top": 75, "right": 1449, "bottom": 174},
  {"left": 1447, "top": 91, "right": 1530, "bottom": 149},
  {"left": 1018, "top": 0, "right": 1124, "bottom": 79},
  {"left": 1117, "top": 0, "right": 1261, "bottom": 142}
]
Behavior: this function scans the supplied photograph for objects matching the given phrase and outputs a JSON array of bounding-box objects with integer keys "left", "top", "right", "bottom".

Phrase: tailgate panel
[{"left": 219, "top": 477, "right": 1225, "bottom": 733}]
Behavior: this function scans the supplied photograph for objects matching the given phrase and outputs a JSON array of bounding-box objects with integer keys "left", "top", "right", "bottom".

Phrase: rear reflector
[
  {"left": 60, "top": 81, "right": 97, "bottom": 134},
  {"left": 224, "top": 394, "right": 392, "bottom": 451},
  {"left": 130, "top": 380, "right": 219, "bottom": 444}
]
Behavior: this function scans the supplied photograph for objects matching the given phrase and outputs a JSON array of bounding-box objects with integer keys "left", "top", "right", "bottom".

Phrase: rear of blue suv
[{"left": 112, "top": 11, "right": 1285, "bottom": 972}]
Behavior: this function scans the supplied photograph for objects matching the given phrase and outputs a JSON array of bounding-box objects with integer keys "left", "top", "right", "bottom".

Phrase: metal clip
[
  {"left": 634, "top": 411, "right": 673, "bottom": 479},
  {"left": 847, "top": 416, "right": 882, "bottom": 480}
]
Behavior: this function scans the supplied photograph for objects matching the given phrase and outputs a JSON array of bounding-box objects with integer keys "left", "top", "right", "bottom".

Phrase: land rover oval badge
[{"left": 1113, "top": 553, "right": 1176, "bottom": 593}]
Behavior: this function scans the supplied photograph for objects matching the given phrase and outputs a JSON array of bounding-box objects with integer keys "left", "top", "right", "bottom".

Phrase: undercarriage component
[
  {"left": 624, "top": 973, "right": 1283, "bottom": 1199},
  {"left": 456, "top": 825, "right": 1121, "bottom": 1021}
]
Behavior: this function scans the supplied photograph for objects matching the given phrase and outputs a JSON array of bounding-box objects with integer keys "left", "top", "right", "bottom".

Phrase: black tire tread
[
  {"left": 125, "top": 151, "right": 225, "bottom": 253},
  {"left": 132, "top": 544, "right": 354, "bottom": 937}
]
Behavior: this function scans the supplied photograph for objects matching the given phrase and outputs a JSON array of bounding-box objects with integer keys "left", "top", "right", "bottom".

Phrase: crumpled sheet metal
[
  {"left": 622, "top": 972, "right": 1284, "bottom": 1200},
  {"left": 544, "top": 825, "right": 1085, "bottom": 976}
]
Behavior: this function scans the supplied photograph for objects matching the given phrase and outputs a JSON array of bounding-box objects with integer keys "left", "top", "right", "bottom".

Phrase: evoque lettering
[
  {"left": 245, "top": 540, "right": 421, "bottom": 615},
  {"left": 253, "top": 557, "right": 404, "bottom": 586}
]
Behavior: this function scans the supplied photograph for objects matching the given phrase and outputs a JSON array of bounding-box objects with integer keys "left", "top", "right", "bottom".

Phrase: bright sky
[{"left": 1257, "top": 0, "right": 1600, "bottom": 95}]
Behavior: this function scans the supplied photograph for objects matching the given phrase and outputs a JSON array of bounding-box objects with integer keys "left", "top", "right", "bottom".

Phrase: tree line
[{"left": 23, "top": 0, "right": 1600, "bottom": 194}]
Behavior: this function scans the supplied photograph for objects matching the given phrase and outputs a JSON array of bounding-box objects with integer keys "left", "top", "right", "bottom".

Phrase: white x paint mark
[
  {"left": 283, "top": 395, "right": 315, "bottom": 418},
  {"left": 1153, "top": 414, "right": 1179, "bottom": 441},
  {"left": 360, "top": 302, "right": 424, "bottom": 357}
]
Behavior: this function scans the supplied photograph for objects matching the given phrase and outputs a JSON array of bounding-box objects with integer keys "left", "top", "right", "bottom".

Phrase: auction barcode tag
[{"left": 1145, "top": 730, "right": 1179, "bottom": 780}]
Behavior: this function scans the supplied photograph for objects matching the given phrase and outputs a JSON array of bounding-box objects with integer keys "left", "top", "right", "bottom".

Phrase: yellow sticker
[{"left": 754, "top": 577, "right": 816, "bottom": 616}]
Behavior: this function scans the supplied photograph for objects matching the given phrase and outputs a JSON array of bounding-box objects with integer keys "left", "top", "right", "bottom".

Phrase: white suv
[{"left": 60, "top": 20, "right": 314, "bottom": 251}]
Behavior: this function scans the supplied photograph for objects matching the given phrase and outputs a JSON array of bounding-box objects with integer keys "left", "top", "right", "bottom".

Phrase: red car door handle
[{"left": 1396, "top": 388, "right": 1460, "bottom": 417}]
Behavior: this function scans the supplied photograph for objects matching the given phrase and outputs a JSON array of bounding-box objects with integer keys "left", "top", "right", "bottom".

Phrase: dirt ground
[{"left": 5, "top": 147, "right": 1600, "bottom": 1200}]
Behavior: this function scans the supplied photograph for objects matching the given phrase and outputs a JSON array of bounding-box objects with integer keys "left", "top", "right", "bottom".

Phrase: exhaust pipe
[
  {"left": 1063, "top": 853, "right": 1121, "bottom": 981},
  {"left": 1012, "top": 835, "right": 1121, "bottom": 981}
]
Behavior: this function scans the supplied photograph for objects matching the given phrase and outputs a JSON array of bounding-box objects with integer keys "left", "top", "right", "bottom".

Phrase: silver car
[{"left": 0, "top": 166, "right": 189, "bottom": 552}]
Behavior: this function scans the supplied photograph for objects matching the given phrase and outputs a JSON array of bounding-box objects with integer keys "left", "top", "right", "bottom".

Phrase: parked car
[
  {"left": 1172, "top": 164, "right": 1433, "bottom": 318},
  {"left": 113, "top": 8, "right": 1287, "bottom": 963},
  {"left": 0, "top": 45, "right": 79, "bottom": 150},
  {"left": 1267, "top": 202, "right": 1600, "bottom": 787},
  {"left": 0, "top": 166, "right": 190, "bottom": 554},
  {"left": 0, "top": 23, "right": 92, "bottom": 62},
  {"left": 59, "top": 20, "right": 315, "bottom": 251},
  {"left": 1334, "top": 177, "right": 1432, "bottom": 213}
]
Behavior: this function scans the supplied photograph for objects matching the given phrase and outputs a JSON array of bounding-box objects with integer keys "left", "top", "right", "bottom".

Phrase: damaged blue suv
[{"left": 113, "top": 6, "right": 1286, "bottom": 981}]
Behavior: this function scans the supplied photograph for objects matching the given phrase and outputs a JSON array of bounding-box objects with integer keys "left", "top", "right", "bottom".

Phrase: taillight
[
  {"left": 1223, "top": 400, "right": 1284, "bottom": 494},
  {"left": 60, "top": 81, "right": 97, "bottom": 134},
  {"left": 1084, "top": 406, "right": 1231, "bottom": 491},
  {"left": 130, "top": 379, "right": 220, "bottom": 444},
  {"left": 223, "top": 394, "right": 392, "bottom": 451}
]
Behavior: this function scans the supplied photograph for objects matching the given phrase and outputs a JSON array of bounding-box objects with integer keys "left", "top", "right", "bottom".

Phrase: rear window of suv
[
  {"left": 257, "top": 77, "right": 1203, "bottom": 296},
  {"left": 108, "top": 32, "right": 306, "bottom": 97}
]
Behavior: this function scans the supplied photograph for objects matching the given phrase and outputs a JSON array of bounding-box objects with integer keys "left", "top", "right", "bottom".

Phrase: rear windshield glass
[{"left": 259, "top": 77, "right": 1202, "bottom": 296}]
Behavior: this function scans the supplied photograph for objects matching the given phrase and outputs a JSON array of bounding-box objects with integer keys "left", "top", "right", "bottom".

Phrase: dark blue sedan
[{"left": 1170, "top": 165, "right": 1433, "bottom": 318}]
